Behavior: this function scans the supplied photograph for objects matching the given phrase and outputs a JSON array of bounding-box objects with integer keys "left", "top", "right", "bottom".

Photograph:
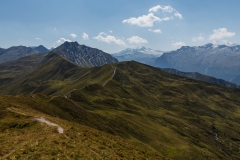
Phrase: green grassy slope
[
  {"left": 0, "top": 52, "right": 114, "bottom": 95},
  {"left": 0, "top": 95, "right": 162, "bottom": 159},
  {"left": 63, "top": 61, "right": 240, "bottom": 159},
  {"left": 1, "top": 55, "right": 240, "bottom": 159}
]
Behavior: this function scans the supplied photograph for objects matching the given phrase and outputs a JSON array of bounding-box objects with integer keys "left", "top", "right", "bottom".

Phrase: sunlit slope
[
  {"left": 1, "top": 56, "right": 240, "bottom": 159},
  {"left": 0, "top": 95, "right": 162, "bottom": 159}
]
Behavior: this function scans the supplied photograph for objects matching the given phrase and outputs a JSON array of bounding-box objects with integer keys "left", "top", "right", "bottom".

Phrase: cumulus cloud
[
  {"left": 128, "top": 36, "right": 148, "bottom": 44},
  {"left": 123, "top": 5, "right": 183, "bottom": 28},
  {"left": 56, "top": 38, "right": 71, "bottom": 45},
  {"left": 209, "top": 28, "right": 235, "bottom": 41},
  {"left": 172, "top": 41, "right": 186, "bottom": 48},
  {"left": 82, "top": 32, "right": 89, "bottom": 40},
  {"left": 122, "top": 13, "right": 161, "bottom": 27},
  {"left": 70, "top": 33, "right": 77, "bottom": 38},
  {"left": 149, "top": 5, "right": 174, "bottom": 13},
  {"left": 149, "top": 5, "right": 183, "bottom": 19},
  {"left": 109, "top": 30, "right": 113, "bottom": 33},
  {"left": 192, "top": 35, "right": 204, "bottom": 42},
  {"left": 93, "top": 32, "right": 125, "bottom": 46},
  {"left": 174, "top": 12, "right": 183, "bottom": 19},
  {"left": 35, "top": 38, "right": 41, "bottom": 40},
  {"left": 148, "top": 29, "right": 162, "bottom": 33}
]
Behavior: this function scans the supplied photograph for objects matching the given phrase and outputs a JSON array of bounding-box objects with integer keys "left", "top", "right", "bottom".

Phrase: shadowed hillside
[
  {"left": 0, "top": 53, "right": 47, "bottom": 86},
  {"left": 0, "top": 52, "right": 116, "bottom": 95}
]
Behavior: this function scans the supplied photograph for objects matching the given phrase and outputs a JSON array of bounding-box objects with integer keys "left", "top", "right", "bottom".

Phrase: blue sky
[{"left": 1, "top": 0, "right": 240, "bottom": 53}]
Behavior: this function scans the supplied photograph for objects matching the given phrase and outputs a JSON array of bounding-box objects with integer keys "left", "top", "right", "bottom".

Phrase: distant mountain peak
[
  {"left": 112, "top": 47, "right": 164, "bottom": 65},
  {"left": 137, "top": 46, "right": 147, "bottom": 50},
  {"left": 203, "top": 43, "right": 213, "bottom": 47},
  {"left": 34, "top": 45, "right": 49, "bottom": 53},
  {"left": 0, "top": 45, "right": 49, "bottom": 64}
]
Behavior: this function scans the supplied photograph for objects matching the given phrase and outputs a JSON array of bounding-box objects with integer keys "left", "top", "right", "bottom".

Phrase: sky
[{"left": 1, "top": 0, "right": 240, "bottom": 53}]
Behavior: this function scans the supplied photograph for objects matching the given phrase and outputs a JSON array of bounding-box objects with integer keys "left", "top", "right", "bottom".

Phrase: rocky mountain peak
[
  {"left": 34, "top": 45, "right": 49, "bottom": 53},
  {"left": 62, "top": 41, "right": 79, "bottom": 48},
  {"left": 52, "top": 41, "right": 118, "bottom": 67}
]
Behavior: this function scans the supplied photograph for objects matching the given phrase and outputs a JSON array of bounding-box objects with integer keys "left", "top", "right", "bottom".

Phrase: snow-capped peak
[
  {"left": 114, "top": 46, "right": 164, "bottom": 57},
  {"left": 212, "top": 44, "right": 219, "bottom": 48}
]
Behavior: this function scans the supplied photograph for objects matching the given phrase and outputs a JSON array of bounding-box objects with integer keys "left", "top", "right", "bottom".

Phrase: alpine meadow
[{"left": 1, "top": 1, "right": 240, "bottom": 159}]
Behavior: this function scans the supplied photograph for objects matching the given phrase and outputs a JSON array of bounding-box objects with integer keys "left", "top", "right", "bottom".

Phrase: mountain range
[
  {"left": 1, "top": 42, "right": 240, "bottom": 159},
  {"left": 0, "top": 42, "right": 118, "bottom": 68},
  {"left": 112, "top": 46, "right": 163, "bottom": 65},
  {"left": 0, "top": 45, "right": 49, "bottom": 64},
  {"left": 154, "top": 43, "right": 240, "bottom": 85}
]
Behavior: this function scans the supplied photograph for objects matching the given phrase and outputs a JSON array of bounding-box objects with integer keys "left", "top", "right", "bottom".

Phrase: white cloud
[
  {"left": 192, "top": 35, "right": 204, "bottom": 42},
  {"left": 148, "top": 29, "right": 162, "bottom": 33},
  {"left": 82, "top": 32, "right": 89, "bottom": 40},
  {"left": 93, "top": 32, "right": 125, "bottom": 46},
  {"left": 123, "top": 5, "right": 183, "bottom": 28},
  {"left": 35, "top": 38, "right": 41, "bottom": 40},
  {"left": 174, "top": 12, "right": 183, "bottom": 19},
  {"left": 56, "top": 38, "right": 71, "bottom": 45},
  {"left": 128, "top": 36, "right": 148, "bottom": 44},
  {"left": 162, "top": 17, "right": 172, "bottom": 21},
  {"left": 122, "top": 13, "right": 161, "bottom": 27},
  {"left": 209, "top": 28, "right": 235, "bottom": 41},
  {"left": 172, "top": 41, "right": 186, "bottom": 48},
  {"left": 149, "top": 5, "right": 174, "bottom": 13},
  {"left": 149, "top": 5, "right": 183, "bottom": 19},
  {"left": 109, "top": 30, "right": 113, "bottom": 33},
  {"left": 149, "top": 5, "right": 161, "bottom": 12},
  {"left": 70, "top": 33, "right": 77, "bottom": 38}
]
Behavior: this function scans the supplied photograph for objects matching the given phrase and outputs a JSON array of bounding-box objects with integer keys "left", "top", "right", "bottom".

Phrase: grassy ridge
[{"left": 1, "top": 54, "right": 240, "bottom": 159}]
